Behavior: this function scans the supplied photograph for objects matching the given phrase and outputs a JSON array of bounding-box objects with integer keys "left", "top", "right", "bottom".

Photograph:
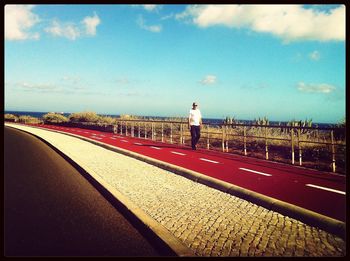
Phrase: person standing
[{"left": 188, "top": 102, "right": 202, "bottom": 150}]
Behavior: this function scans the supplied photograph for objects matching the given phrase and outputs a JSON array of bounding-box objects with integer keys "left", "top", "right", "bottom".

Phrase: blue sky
[{"left": 4, "top": 4, "right": 346, "bottom": 123}]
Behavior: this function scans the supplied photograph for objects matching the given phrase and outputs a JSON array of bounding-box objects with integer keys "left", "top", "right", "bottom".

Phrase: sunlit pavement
[
  {"left": 5, "top": 123, "right": 346, "bottom": 257},
  {"left": 29, "top": 123, "right": 346, "bottom": 221}
]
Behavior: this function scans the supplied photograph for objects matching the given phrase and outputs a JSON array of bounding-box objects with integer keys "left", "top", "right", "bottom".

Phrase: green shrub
[
  {"left": 43, "top": 113, "right": 69, "bottom": 123},
  {"left": 18, "top": 115, "right": 41, "bottom": 124},
  {"left": 68, "top": 111, "right": 100, "bottom": 123},
  {"left": 118, "top": 114, "right": 141, "bottom": 120},
  {"left": 97, "top": 116, "right": 116, "bottom": 125},
  {"left": 4, "top": 114, "right": 19, "bottom": 122}
]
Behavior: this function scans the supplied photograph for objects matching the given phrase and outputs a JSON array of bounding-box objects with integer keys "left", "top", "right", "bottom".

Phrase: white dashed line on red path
[
  {"left": 134, "top": 142, "right": 143, "bottom": 145},
  {"left": 120, "top": 140, "right": 128, "bottom": 143},
  {"left": 171, "top": 151, "right": 186, "bottom": 156},
  {"left": 150, "top": 146, "right": 161, "bottom": 150},
  {"left": 239, "top": 168, "right": 272, "bottom": 177},
  {"left": 200, "top": 158, "right": 220, "bottom": 164},
  {"left": 306, "top": 184, "right": 346, "bottom": 195},
  {"left": 90, "top": 136, "right": 103, "bottom": 140}
]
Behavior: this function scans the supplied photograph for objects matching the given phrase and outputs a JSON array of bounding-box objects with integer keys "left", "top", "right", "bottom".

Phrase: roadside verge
[
  {"left": 5, "top": 123, "right": 195, "bottom": 257},
  {"left": 6, "top": 123, "right": 346, "bottom": 240}
]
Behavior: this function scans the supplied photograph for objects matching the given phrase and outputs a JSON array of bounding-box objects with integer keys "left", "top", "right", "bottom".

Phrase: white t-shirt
[{"left": 189, "top": 109, "right": 202, "bottom": 126}]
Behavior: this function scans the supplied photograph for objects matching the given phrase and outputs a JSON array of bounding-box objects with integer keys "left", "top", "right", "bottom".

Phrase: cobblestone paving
[{"left": 7, "top": 124, "right": 346, "bottom": 257}]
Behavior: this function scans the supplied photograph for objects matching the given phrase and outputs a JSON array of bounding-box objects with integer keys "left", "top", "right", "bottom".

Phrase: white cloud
[
  {"left": 161, "top": 13, "right": 174, "bottom": 20},
  {"left": 176, "top": 5, "right": 345, "bottom": 42},
  {"left": 137, "top": 16, "right": 162, "bottom": 33},
  {"left": 15, "top": 82, "right": 62, "bottom": 92},
  {"left": 5, "top": 5, "right": 40, "bottom": 40},
  {"left": 297, "top": 82, "right": 336, "bottom": 93},
  {"left": 61, "top": 75, "right": 81, "bottom": 84},
  {"left": 82, "top": 12, "right": 101, "bottom": 36},
  {"left": 45, "top": 13, "right": 100, "bottom": 40},
  {"left": 200, "top": 75, "right": 217, "bottom": 85},
  {"left": 116, "top": 77, "right": 130, "bottom": 85},
  {"left": 309, "top": 50, "right": 321, "bottom": 61},
  {"left": 132, "top": 4, "right": 162, "bottom": 12},
  {"left": 45, "top": 20, "right": 81, "bottom": 40},
  {"left": 143, "top": 5, "right": 158, "bottom": 12}
]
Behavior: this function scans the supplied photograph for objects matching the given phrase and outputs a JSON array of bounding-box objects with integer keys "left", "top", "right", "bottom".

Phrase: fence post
[
  {"left": 331, "top": 130, "right": 336, "bottom": 173},
  {"left": 222, "top": 125, "right": 225, "bottom": 152},
  {"left": 138, "top": 122, "right": 140, "bottom": 138},
  {"left": 265, "top": 126, "right": 268, "bottom": 160},
  {"left": 144, "top": 122, "right": 147, "bottom": 139},
  {"left": 291, "top": 128, "right": 295, "bottom": 164},
  {"left": 131, "top": 122, "right": 134, "bottom": 137},
  {"left": 180, "top": 123, "right": 183, "bottom": 144},
  {"left": 207, "top": 124, "right": 210, "bottom": 149},
  {"left": 298, "top": 128, "right": 302, "bottom": 166},
  {"left": 182, "top": 123, "right": 186, "bottom": 144},
  {"left": 225, "top": 126, "right": 229, "bottom": 152},
  {"left": 120, "top": 121, "right": 123, "bottom": 135},
  {"left": 125, "top": 121, "right": 128, "bottom": 136},
  {"left": 161, "top": 123, "right": 164, "bottom": 142},
  {"left": 170, "top": 123, "right": 173, "bottom": 144},
  {"left": 152, "top": 122, "right": 154, "bottom": 140},
  {"left": 265, "top": 127, "right": 269, "bottom": 160},
  {"left": 243, "top": 126, "right": 247, "bottom": 156}
]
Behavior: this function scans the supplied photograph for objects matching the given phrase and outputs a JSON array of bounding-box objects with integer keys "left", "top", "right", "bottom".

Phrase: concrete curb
[
  {"left": 8, "top": 124, "right": 346, "bottom": 240},
  {"left": 5, "top": 124, "right": 195, "bottom": 257}
]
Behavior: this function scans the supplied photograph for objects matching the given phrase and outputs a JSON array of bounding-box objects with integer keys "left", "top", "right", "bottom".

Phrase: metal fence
[{"left": 113, "top": 119, "right": 346, "bottom": 174}]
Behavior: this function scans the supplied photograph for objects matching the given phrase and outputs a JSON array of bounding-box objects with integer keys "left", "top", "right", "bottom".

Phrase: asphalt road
[{"left": 4, "top": 126, "right": 169, "bottom": 256}]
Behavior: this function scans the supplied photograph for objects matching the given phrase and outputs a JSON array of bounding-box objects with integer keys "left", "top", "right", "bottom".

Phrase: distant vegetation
[
  {"left": 68, "top": 111, "right": 100, "bottom": 123},
  {"left": 66, "top": 111, "right": 116, "bottom": 125},
  {"left": 4, "top": 113, "right": 18, "bottom": 122},
  {"left": 4, "top": 111, "right": 346, "bottom": 174},
  {"left": 18, "top": 115, "right": 42, "bottom": 124},
  {"left": 43, "top": 112, "right": 69, "bottom": 123}
]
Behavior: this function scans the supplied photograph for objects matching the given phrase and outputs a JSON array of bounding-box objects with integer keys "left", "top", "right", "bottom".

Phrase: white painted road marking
[
  {"left": 121, "top": 140, "right": 128, "bottom": 143},
  {"left": 171, "top": 151, "right": 186, "bottom": 156},
  {"left": 150, "top": 146, "right": 161, "bottom": 150},
  {"left": 91, "top": 136, "right": 103, "bottom": 140},
  {"left": 134, "top": 142, "right": 143, "bottom": 145},
  {"left": 200, "top": 158, "right": 219, "bottom": 164},
  {"left": 306, "top": 184, "right": 346, "bottom": 195},
  {"left": 239, "top": 168, "right": 272, "bottom": 177},
  {"left": 110, "top": 137, "right": 117, "bottom": 140}
]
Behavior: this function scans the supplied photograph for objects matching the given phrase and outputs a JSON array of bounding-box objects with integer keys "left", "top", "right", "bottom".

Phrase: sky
[{"left": 4, "top": 4, "right": 346, "bottom": 123}]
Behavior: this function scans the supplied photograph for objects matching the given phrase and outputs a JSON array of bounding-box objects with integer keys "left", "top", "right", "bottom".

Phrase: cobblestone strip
[{"left": 7, "top": 124, "right": 346, "bottom": 257}]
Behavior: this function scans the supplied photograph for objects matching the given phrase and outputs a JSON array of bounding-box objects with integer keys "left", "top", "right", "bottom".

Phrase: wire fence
[
  {"left": 10, "top": 117, "right": 345, "bottom": 174},
  {"left": 112, "top": 119, "right": 346, "bottom": 174}
]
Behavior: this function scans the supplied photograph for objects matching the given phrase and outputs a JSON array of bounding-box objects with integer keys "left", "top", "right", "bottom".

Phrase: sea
[{"left": 4, "top": 110, "right": 336, "bottom": 128}]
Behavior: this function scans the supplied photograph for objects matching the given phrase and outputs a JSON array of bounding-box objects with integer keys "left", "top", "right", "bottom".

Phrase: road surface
[{"left": 4, "top": 126, "right": 171, "bottom": 256}]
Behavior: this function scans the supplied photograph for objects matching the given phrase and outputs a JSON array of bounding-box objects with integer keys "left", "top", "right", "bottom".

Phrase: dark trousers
[{"left": 190, "top": 125, "right": 201, "bottom": 149}]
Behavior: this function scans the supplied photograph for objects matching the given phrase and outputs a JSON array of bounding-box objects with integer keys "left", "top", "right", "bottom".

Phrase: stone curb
[
  {"left": 5, "top": 124, "right": 195, "bottom": 257},
  {"left": 8, "top": 124, "right": 346, "bottom": 240}
]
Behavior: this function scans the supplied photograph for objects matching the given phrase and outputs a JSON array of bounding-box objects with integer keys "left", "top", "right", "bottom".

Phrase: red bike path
[{"left": 25, "top": 124, "right": 346, "bottom": 222}]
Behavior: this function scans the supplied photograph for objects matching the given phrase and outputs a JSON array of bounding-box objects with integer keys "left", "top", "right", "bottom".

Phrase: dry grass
[{"left": 7, "top": 111, "right": 345, "bottom": 174}]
